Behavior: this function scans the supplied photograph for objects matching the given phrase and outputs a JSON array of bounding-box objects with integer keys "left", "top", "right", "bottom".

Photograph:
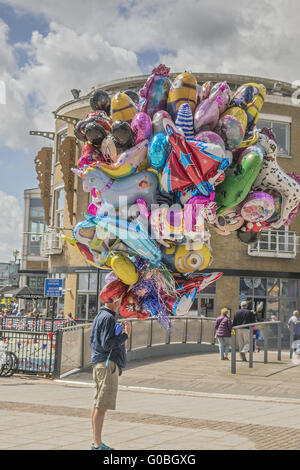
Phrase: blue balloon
[
  {"left": 148, "top": 133, "right": 169, "bottom": 170},
  {"left": 95, "top": 215, "right": 162, "bottom": 266}
]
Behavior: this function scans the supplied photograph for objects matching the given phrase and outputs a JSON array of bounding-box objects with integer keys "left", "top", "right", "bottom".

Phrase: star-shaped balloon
[{"left": 161, "top": 117, "right": 229, "bottom": 196}]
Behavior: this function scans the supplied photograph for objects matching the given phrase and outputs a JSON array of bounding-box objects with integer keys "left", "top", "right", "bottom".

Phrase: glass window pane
[
  {"left": 266, "top": 298, "right": 279, "bottom": 320},
  {"left": 188, "top": 298, "right": 198, "bottom": 316},
  {"left": 280, "top": 298, "right": 298, "bottom": 324},
  {"left": 281, "top": 279, "right": 298, "bottom": 297},
  {"left": 199, "top": 297, "right": 215, "bottom": 317},
  {"left": 88, "top": 295, "right": 97, "bottom": 319},
  {"left": 89, "top": 273, "right": 98, "bottom": 291},
  {"left": 78, "top": 273, "right": 89, "bottom": 291},
  {"left": 267, "top": 278, "right": 280, "bottom": 297},
  {"left": 55, "top": 189, "right": 65, "bottom": 211},
  {"left": 240, "top": 278, "right": 254, "bottom": 296},
  {"left": 272, "top": 122, "right": 290, "bottom": 154},
  {"left": 254, "top": 278, "right": 266, "bottom": 296},
  {"left": 77, "top": 294, "right": 87, "bottom": 319},
  {"left": 257, "top": 119, "right": 271, "bottom": 130},
  {"left": 201, "top": 283, "right": 216, "bottom": 294}
]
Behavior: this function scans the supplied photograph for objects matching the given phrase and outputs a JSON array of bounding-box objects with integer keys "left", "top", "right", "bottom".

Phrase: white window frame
[
  {"left": 55, "top": 126, "right": 68, "bottom": 163},
  {"left": 53, "top": 185, "right": 65, "bottom": 229},
  {"left": 258, "top": 113, "right": 291, "bottom": 158}
]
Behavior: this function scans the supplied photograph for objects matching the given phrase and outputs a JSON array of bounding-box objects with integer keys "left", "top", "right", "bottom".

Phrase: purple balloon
[{"left": 131, "top": 112, "right": 152, "bottom": 144}]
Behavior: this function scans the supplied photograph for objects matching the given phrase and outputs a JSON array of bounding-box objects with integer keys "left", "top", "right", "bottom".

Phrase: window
[
  {"left": 76, "top": 272, "right": 102, "bottom": 320},
  {"left": 55, "top": 128, "right": 68, "bottom": 163},
  {"left": 240, "top": 276, "right": 298, "bottom": 323},
  {"left": 54, "top": 188, "right": 65, "bottom": 228},
  {"left": 28, "top": 199, "right": 45, "bottom": 255},
  {"left": 28, "top": 276, "right": 45, "bottom": 289},
  {"left": 257, "top": 118, "right": 290, "bottom": 156}
]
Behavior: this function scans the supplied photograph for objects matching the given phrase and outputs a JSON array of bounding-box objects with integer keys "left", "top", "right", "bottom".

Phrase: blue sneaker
[{"left": 91, "top": 442, "right": 114, "bottom": 450}]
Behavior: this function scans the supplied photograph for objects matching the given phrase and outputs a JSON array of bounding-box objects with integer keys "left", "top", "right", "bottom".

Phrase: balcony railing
[
  {"left": 248, "top": 230, "right": 299, "bottom": 258},
  {"left": 40, "top": 229, "right": 63, "bottom": 257}
]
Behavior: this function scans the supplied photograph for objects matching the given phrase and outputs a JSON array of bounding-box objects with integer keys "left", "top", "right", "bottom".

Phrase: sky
[{"left": 0, "top": 0, "right": 300, "bottom": 262}]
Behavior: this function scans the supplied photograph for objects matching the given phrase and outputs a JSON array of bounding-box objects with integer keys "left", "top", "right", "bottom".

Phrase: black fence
[{"left": 0, "top": 330, "right": 58, "bottom": 375}]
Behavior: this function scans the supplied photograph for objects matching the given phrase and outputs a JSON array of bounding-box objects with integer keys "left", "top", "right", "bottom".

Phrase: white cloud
[
  {"left": 0, "top": 191, "right": 23, "bottom": 262},
  {"left": 0, "top": 20, "right": 141, "bottom": 152}
]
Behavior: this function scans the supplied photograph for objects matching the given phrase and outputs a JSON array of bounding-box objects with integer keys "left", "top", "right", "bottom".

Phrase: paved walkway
[{"left": 0, "top": 350, "right": 300, "bottom": 450}]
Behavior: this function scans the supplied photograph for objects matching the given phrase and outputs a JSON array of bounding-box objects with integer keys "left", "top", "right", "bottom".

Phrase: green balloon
[{"left": 215, "top": 148, "right": 263, "bottom": 214}]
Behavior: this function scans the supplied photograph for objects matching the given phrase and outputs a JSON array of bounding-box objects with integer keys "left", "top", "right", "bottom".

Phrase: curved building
[{"left": 35, "top": 72, "right": 300, "bottom": 327}]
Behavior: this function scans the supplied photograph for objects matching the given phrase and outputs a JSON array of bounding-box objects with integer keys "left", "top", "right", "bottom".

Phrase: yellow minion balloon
[
  {"left": 167, "top": 72, "right": 198, "bottom": 121},
  {"left": 233, "top": 83, "right": 266, "bottom": 132},
  {"left": 110, "top": 92, "right": 137, "bottom": 123},
  {"left": 161, "top": 242, "right": 211, "bottom": 274}
]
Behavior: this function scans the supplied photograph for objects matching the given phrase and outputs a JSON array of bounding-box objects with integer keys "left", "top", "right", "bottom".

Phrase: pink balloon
[
  {"left": 194, "top": 130, "right": 226, "bottom": 151},
  {"left": 131, "top": 112, "right": 152, "bottom": 144}
]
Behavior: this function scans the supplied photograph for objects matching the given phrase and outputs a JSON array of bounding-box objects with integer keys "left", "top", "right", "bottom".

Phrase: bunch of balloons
[{"left": 67, "top": 64, "right": 300, "bottom": 327}]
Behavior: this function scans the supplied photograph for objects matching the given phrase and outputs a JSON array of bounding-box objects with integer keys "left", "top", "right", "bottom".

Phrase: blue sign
[{"left": 44, "top": 278, "right": 63, "bottom": 297}]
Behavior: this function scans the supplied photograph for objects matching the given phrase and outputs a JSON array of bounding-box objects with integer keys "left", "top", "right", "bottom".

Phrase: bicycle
[{"left": 0, "top": 341, "right": 18, "bottom": 377}]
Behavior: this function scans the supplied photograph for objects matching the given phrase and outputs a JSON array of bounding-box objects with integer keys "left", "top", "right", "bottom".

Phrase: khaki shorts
[{"left": 92, "top": 361, "right": 119, "bottom": 410}]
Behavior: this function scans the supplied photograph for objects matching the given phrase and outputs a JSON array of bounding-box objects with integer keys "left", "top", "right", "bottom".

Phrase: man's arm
[{"left": 100, "top": 317, "right": 128, "bottom": 352}]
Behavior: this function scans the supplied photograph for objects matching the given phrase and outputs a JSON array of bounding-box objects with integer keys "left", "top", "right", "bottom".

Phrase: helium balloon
[
  {"left": 252, "top": 132, "right": 300, "bottom": 229},
  {"left": 212, "top": 207, "right": 244, "bottom": 235},
  {"left": 73, "top": 166, "right": 159, "bottom": 209},
  {"left": 131, "top": 112, "right": 152, "bottom": 144},
  {"left": 160, "top": 241, "right": 211, "bottom": 274},
  {"left": 194, "top": 82, "right": 230, "bottom": 133},
  {"left": 194, "top": 130, "right": 226, "bottom": 150},
  {"left": 111, "top": 92, "right": 137, "bottom": 123},
  {"left": 99, "top": 279, "right": 128, "bottom": 303},
  {"left": 109, "top": 253, "right": 139, "bottom": 285},
  {"left": 215, "top": 147, "right": 263, "bottom": 214},
  {"left": 233, "top": 83, "right": 266, "bottom": 132},
  {"left": 99, "top": 139, "right": 149, "bottom": 178},
  {"left": 111, "top": 120, "right": 135, "bottom": 148},
  {"left": 120, "top": 291, "right": 151, "bottom": 319},
  {"left": 215, "top": 114, "right": 245, "bottom": 150},
  {"left": 240, "top": 191, "right": 275, "bottom": 223},
  {"left": 175, "top": 102, "right": 194, "bottom": 139},
  {"left": 148, "top": 133, "right": 169, "bottom": 170},
  {"left": 139, "top": 64, "right": 171, "bottom": 119},
  {"left": 167, "top": 71, "right": 198, "bottom": 121},
  {"left": 152, "top": 110, "right": 172, "bottom": 135},
  {"left": 89, "top": 89, "right": 111, "bottom": 114}
]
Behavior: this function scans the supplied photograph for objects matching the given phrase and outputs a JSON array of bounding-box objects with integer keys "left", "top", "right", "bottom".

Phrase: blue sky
[{"left": 0, "top": 0, "right": 300, "bottom": 261}]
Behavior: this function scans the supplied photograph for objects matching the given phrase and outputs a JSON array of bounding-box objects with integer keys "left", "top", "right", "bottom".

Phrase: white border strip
[{"left": 54, "top": 380, "right": 300, "bottom": 405}]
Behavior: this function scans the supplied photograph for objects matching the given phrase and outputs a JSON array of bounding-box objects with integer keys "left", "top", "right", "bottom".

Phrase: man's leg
[{"left": 91, "top": 407, "right": 107, "bottom": 448}]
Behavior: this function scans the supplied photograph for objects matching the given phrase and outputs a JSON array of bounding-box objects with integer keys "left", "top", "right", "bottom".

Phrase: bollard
[
  {"left": 264, "top": 327, "right": 268, "bottom": 364},
  {"left": 231, "top": 332, "right": 236, "bottom": 374},
  {"left": 249, "top": 326, "right": 253, "bottom": 368}
]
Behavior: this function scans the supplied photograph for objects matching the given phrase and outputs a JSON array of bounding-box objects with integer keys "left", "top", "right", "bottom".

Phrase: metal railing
[
  {"left": 125, "top": 316, "right": 217, "bottom": 351},
  {"left": 0, "top": 330, "right": 58, "bottom": 375},
  {"left": 248, "top": 230, "right": 298, "bottom": 258},
  {"left": 231, "top": 321, "right": 282, "bottom": 374},
  {"left": 0, "top": 315, "right": 91, "bottom": 332},
  {"left": 0, "top": 316, "right": 297, "bottom": 378}
]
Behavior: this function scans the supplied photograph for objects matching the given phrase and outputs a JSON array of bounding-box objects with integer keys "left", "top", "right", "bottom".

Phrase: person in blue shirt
[{"left": 90, "top": 296, "right": 131, "bottom": 451}]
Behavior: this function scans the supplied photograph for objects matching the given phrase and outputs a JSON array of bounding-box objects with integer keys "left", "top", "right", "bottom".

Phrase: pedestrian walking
[
  {"left": 232, "top": 300, "right": 256, "bottom": 362},
  {"left": 288, "top": 310, "right": 300, "bottom": 352},
  {"left": 214, "top": 307, "right": 232, "bottom": 360},
  {"left": 90, "top": 295, "right": 131, "bottom": 450}
]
